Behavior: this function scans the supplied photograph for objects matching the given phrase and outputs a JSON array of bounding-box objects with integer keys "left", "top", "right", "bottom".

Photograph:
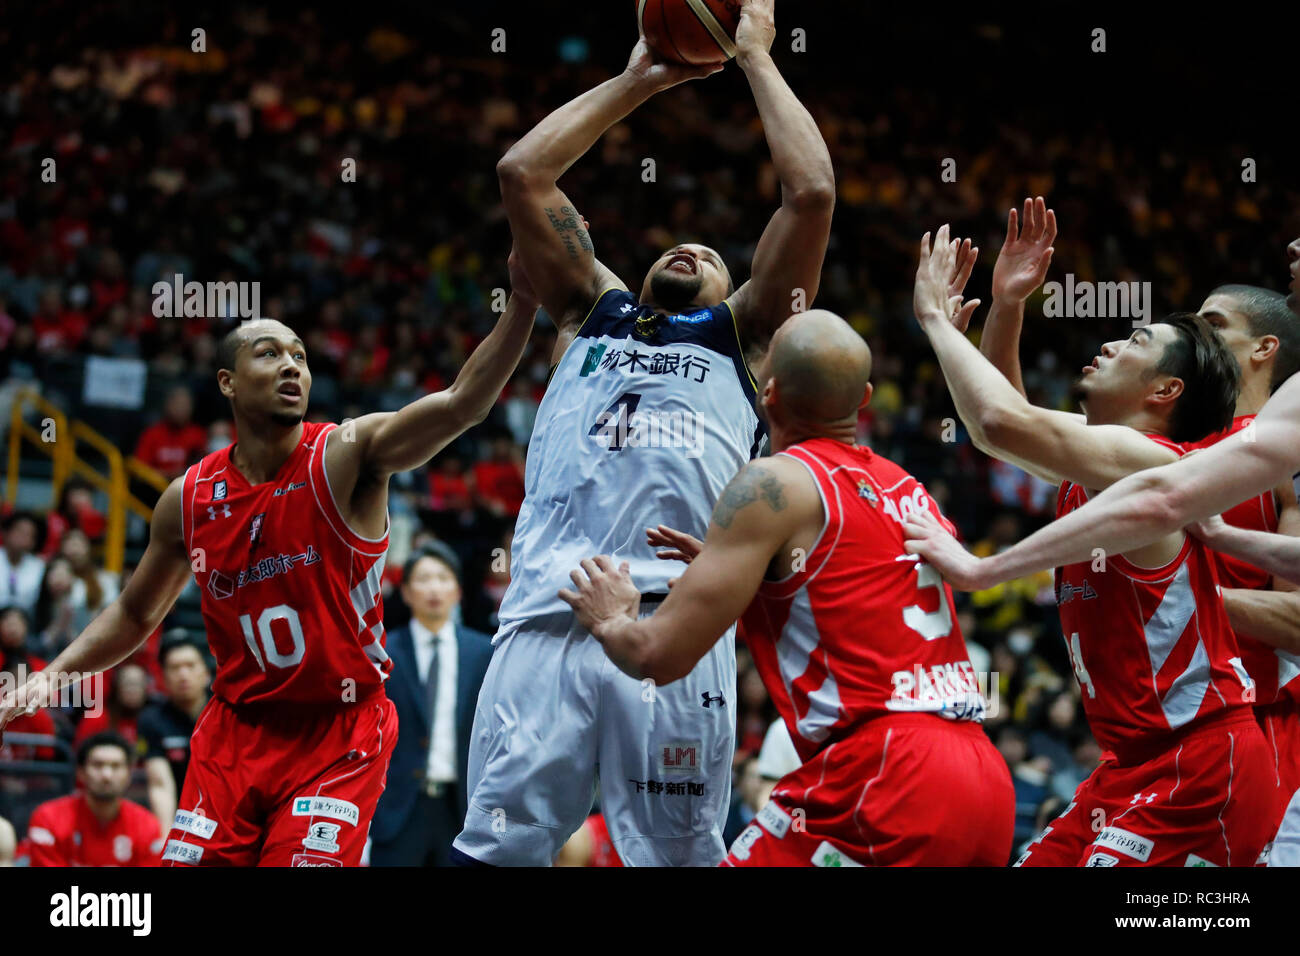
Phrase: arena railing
[{"left": 6, "top": 388, "right": 169, "bottom": 573}]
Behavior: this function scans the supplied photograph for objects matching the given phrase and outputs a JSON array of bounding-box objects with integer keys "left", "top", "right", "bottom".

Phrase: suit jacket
[{"left": 370, "top": 622, "right": 494, "bottom": 845}]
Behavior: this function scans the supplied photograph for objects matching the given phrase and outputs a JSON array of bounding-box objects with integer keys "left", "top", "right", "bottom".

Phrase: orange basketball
[{"left": 637, "top": 0, "right": 742, "bottom": 66}]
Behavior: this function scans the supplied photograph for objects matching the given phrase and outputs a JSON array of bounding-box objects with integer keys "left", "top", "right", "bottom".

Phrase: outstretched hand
[
  {"left": 915, "top": 224, "right": 981, "bottom": 332},
  {"left": 625, "top": 37, "right": 725, "bottom": 93},
  {"left": 992, "top": 196, "right": 1056, "bottom": 303},
  {"left": 902, "top": 508, "right": 989, "bottom": 592},
  {"left": 558, "top": 555, "right": 641, "bottom": 636}
]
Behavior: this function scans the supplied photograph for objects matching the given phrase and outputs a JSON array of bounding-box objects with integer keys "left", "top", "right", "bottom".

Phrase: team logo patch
[
  {"left": 171, "top": 809, "right": 218, "bottom": 840},
  {"left": 28, "top": 826, "right": 55, "bottom": 846},
  {"left": 757, "top": 802, "right": 792, "bottom": 839},
  {"left": 213, "top": 480, "right": 227, "bottom": 501},
  {"left": 301, "top": 822, "right": 342, "bottom": 854},
  {"left": 162, "top": 839, "right": 204, "bottom": 864},
  {"left": 1085, "top": 852, "right": 1120, "bottom": 867},
  {"left": 292, "top": 853, "right": 342, "bottom": 867},
  {"left": 1093, "top": 826, "right": 1154, "bottom": 862},
  {"left": 292, "top": 796, "right": 360, "bottom": 827},
  {"left": 729, "top": 824, "right": 764, "bottom": 862},
  {"left": 811, "top": 841, "right": 863, "bottom": 868},
  {"left": 113, "top": 834, "right": 133, "bottom": 863},
  {"left": 1185, "top": 853, "right": 1220, "bottom": 867},
  {"left": 857, "top": 479, "right": 878, "bottom": 506},
  {"left": 658, "top": 739, "right": 702, "bottom": 775},
  {"left": 207, "top": 570, "right": 235, "bottom": 601}
]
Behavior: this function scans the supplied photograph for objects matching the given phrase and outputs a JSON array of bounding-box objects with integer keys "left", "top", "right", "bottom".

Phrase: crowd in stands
[{"left": 1, "top": 2, "right": 1296, "bottom": 864}]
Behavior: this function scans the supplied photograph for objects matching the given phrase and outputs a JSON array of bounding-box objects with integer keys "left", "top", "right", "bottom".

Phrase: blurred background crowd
[{"left": 1, "top": 1, "right": 1295, "bottom": 864}]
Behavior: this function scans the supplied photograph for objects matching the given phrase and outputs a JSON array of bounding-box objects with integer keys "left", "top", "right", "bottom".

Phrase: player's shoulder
[{"left": 31, "top": 793, "right": 77, "bottom": 820}]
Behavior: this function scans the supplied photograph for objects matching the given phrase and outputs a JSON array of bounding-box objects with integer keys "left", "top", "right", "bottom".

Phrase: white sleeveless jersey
[{"left": 497, "top": 288, "right": 765, "bottom": 631}]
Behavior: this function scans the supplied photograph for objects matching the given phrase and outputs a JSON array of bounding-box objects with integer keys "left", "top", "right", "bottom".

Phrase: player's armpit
[{"left": 497, "top": 171, "right": 616, "bottom": 324}]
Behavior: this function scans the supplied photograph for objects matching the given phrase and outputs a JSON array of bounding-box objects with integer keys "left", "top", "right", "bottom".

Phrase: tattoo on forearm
[
  {"left": 712, "top": 464, "right": 787, "bottom": 529},
  {"left": 544, "top": 205, "right": 592, "bottom": 261}
]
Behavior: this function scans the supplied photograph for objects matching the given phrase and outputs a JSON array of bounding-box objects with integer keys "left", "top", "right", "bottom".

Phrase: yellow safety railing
[{"left": 6, "top": 388, "right": 170, "bottom": 573}]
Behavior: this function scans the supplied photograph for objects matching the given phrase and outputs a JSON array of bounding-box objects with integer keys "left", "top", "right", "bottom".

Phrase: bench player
[
  {"left": 559, "top": 309, "right": 1014, "bottom": 867},
  {"left": 0, "top": 254, "right": 541, "bottom": 866},
  {"left": 906, "top": 225, "right": 1277, "bottom": 865},
  {"left": 454, "top": 0, "right": 836, "bottom": 865}
]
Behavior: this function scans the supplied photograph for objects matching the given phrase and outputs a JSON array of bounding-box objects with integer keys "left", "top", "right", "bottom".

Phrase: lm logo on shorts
[
  {"left": 302, "top": 822, "right": 342, "bottom": 854},
  {"left": 659, "top": 739, "right": 702, "bottom": 775},
  {"left": 292, "top": 796, "right": 360, "bottom": 827}
]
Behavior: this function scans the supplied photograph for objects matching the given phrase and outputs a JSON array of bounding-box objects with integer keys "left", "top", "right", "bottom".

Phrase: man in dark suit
[{"left": 369, "top": 541, "right": 494, "bottom": 866}]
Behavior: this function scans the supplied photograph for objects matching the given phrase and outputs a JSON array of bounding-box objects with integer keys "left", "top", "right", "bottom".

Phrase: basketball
[{"left": 637, "top": 0, "right": 741, "bottom": 65}]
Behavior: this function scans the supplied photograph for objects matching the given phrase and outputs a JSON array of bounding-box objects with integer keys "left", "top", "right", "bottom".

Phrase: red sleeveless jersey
[
  {"left": 739, "top": 438, "right": 986, "bottom": 765},
  {"left": 181, "top": 421, "right": 391, "bottom": 708},
  {"left": 1054, "top": 434, "right": 1253, "bottom": 763},
  {"left": 1183, "top": 415, "right": 1300, "bottom": 706}
]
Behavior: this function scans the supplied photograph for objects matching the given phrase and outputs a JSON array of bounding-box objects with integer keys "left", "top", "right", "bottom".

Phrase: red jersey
[
  {"left": 1184, "top": 415, "right": 1300, "bottom": 706},
  {"left": 135, "top": 421, "right": 207, "bottom": 478},
  {"left": 739, "top": 438, "right": 985, "bottom": 765},
  {"left": 1055, "top": 435, "right": 1254, "bottom": 764},
  {"left": 181, "top": 421, "right": 391, "bottom": 708},
  {"left": 26, "top": 793, "right": 162, "bottom": 866}
]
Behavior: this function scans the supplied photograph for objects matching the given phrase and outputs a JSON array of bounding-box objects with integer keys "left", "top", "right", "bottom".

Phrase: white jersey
[{"left": 497, "top": 288, "right": 764, "bottom": 632}]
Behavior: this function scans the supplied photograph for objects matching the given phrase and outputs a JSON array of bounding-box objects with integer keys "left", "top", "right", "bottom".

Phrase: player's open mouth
[
  {"left": 1081, "top": 357, "right": 1100, "bottom": 374},
  {"left": 667, "top": 254, "right": 697, "bottom": 275},
  {"left": 278, "top": 383, "right": 303, "bottom": 401}
]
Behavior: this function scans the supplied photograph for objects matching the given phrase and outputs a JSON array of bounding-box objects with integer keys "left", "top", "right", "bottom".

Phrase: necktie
[{"left": 425, "top": 632, "right": 440, "bottom": 727}]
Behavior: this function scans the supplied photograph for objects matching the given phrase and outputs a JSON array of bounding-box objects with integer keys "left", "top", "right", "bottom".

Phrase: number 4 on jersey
[{"left": 589, "top": 392, "right": 642, "bottom": 452}]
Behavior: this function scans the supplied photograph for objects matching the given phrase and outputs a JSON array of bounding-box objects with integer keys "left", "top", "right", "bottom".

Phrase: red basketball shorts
[
  {"left": 1017, "top": 709, "right": 1278, "bottom": 867},
  {"left": 161, "top": 694, "right": 397, "bottom": 867},
  {"left": 722, "top": 713, "right": 1014, "bottom": 867}
]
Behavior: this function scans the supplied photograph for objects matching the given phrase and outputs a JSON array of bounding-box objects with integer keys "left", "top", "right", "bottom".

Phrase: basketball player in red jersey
[
  {"left": 0, "top": 253, "right": 541, "bottom": 866},
  {"left": 560, "top": 309, "right": 1015, "bottom": 867},
  {"left": 908, "top": 224, "right": 1276, "bottom": 865},
  {"left": 1186, "top": 286, "right": 1300, "bottom": 843}
]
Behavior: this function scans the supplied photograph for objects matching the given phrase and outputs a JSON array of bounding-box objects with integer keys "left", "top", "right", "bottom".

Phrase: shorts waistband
[
  {"left": 499, "top": 593, "right": 671, "bottom": 639},
  {"left": 215, "top": 684, "right": 387, "bottom": 722},
  {"left": 1106, "top": 707, "right": 1259, "bottom": 767}
]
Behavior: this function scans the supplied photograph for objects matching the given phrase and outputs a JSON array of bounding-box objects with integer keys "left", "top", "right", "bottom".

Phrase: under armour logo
[
  {"left": 208, "top": 504, "right": 232, "bottom": 520},
  {"left": 701, "top": 692, "right": 726, "bottom": 709},
  {"left": 1130, "top": 792, "right": 1157, "bottom": 805}
]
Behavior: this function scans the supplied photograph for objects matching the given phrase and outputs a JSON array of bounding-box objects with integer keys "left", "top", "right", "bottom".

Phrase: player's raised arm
[
  {"left": 0, "top": 479, "right": 192, "bottom": 733},
  {"left": 981, "top": 197, "right": 1057, "bottom": 398},
  {"left": 913, "top": 227, "right": 1176, "bottom": 490},
  {"left": 724, "top": 0, "right": 835, "bottom": 353},
  {"left": 327, "top": 249, "right": 539, "bottom": 491},
  {"left": 497, "top": 38, "right": 721, "bottom": 325},
  {"left": 906, "top": 376, "right": 1300, "bottom": 590},
  {"left": 560, "top": 456, "right": 813, "bottom": 684}
]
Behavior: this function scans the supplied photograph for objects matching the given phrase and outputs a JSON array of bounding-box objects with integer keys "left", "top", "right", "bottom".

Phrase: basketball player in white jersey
[{"left": 453, "top": 0, "right": 836, "bottom": 866}]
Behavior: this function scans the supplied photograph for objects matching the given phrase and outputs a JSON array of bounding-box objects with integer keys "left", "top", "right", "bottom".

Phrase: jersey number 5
[
  {"left": 239, "top": 604, "right": 306, "bottom": 671},
  {"left": 902, "top": 562, "right": 954, "bottom": 641}
]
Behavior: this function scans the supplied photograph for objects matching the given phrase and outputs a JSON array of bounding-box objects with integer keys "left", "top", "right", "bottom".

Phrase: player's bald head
[
  {"left": 216, "top": 318, "right": 298, "bottom": 372},
  {"left": 767, "top": 310, "right": 873, "bottom": 425}
]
